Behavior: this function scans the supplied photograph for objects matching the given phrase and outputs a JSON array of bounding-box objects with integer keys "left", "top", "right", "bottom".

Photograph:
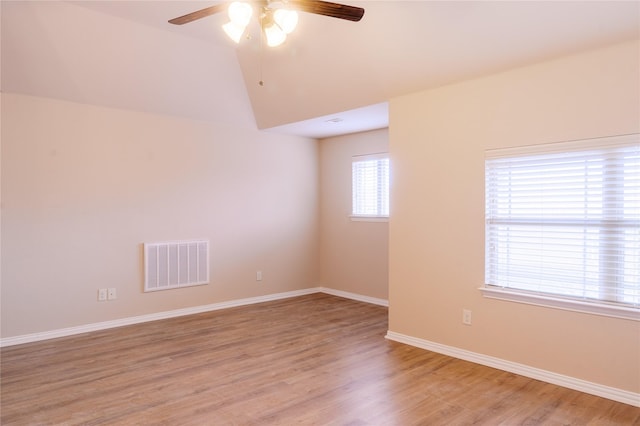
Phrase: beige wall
[
  {"left": 1, "top": 93, "right": 319, "bottom": 337},
  {"left": 319, "top": 129, "right": 389, "bottom": 300},
  {"left": 389, "top": 40, "right": 640, "bottom": 393}
]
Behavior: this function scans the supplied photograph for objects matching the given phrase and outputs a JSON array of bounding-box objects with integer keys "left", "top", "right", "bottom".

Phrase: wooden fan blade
[
  {"left": 288, "top": 0, "right": 365, "bottom": 22},
  {"left": 168, "top": 4, "right": 227, "bottom": 25}
]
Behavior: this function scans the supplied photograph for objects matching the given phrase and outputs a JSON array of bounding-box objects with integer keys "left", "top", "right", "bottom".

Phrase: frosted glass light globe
[
  {"left": 273, "top": 9, "right": 298, "bottom": 34},
  {"left": 228, "top": 2, "right": 253, "bottom": 27}
]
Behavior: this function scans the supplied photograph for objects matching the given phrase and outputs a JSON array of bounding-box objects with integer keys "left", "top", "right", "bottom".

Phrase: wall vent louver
[{"left": 144, "top": 240, "right": 209, "bottom": 292}]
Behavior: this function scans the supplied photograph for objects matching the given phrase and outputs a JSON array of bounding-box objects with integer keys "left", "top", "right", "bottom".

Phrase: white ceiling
[{"left": 2, "top": 1, "right": 638, "bottom": 139}]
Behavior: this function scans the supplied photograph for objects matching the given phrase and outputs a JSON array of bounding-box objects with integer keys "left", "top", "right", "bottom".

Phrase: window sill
[
  {"left": 350, "top": 216, "right": 389, "bottom": 223},
  {"left": 479, "top": 286, "right": 640, "bottom": 321}
]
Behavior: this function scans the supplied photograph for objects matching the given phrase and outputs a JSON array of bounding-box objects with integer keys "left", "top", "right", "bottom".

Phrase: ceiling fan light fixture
[
  {"left": 227, "top": 1, "right": 253, "bottom": 27},
  {"left": 170, "top": 0, "right": 364, "bottom": 47},
  {"left": 273, "top": 8, "right": 298, "bottom": 34},
  {"left": 222, "top": 21, "right": 247, "bottom": 44}
]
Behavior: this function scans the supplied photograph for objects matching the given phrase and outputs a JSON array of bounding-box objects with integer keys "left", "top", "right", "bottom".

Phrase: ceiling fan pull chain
[{"left": 259, "top": 15, "right": 265, "bottom": 86}]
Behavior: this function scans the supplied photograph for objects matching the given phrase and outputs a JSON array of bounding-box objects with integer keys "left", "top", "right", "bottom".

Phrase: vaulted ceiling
[{"left": 2, "top": 1, "right": 638, "bottom": 138}]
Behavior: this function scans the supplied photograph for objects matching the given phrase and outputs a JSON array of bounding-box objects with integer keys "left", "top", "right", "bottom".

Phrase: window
[
  {"left": 483, "top": 134, "right": 639, "bottom": 319},
  {"left": 352, "top": 153, "right": 389, "bottom": 220}
]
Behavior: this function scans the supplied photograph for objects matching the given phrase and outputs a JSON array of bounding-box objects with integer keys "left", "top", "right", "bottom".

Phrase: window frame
[
  {"left": 482, "top": 134, "right": 639, "bottom": 321},
  {"left": 351, "top": 153, "right": 390, "bottom": 222}
]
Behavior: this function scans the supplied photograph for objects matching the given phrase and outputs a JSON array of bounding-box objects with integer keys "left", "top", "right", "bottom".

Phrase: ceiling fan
[{"left": 168, "top": 0, "right": 365, "bottom": 47}]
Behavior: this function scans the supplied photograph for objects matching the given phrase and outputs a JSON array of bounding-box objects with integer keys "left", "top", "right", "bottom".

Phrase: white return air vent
[{"left": 144, "top": 240, "right": 209, "bottom": 292}]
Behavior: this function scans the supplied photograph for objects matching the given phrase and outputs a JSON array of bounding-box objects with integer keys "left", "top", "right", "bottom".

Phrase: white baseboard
[
  {"left": 385, "top": 330, "right": 640, "bottom": 408},
  {"left": 0, "top": 288, "right": 321, "bottom": 348},
  {"left": 319, "top": 287, "right": 389, "bottom": 307},
  {"left": 4, "top": 292, "right": 633, "bottom": 406},
  {"left": 0, "top": 287, "right": 387, "bottom": 348}
]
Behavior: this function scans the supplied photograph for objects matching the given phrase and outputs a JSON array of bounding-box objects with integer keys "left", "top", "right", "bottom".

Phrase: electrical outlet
[
  {"left": 107, "top": 288, "right": 117, "bottom": 300},
  {"left": 463, "top": 309, "right": 472, "bottom": 325},
  {"left": 256, "top": 271, "right": 263, "bottom": 281},
  {"left": 98, "top": 288, "right": 108, "bottom": 302}
]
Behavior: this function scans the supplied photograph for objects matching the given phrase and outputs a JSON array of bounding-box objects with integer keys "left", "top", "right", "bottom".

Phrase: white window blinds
[
  {"left": 485, "top": 134, "right": 639, "bottom": 308},
  {"left": 352, "top": 153, "right": 390, "bottom": 217}
]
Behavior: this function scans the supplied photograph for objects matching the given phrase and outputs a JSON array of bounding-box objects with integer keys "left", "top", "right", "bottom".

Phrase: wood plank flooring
[{"left": 1, "top": 293, "right": 639, "bottom": 425}]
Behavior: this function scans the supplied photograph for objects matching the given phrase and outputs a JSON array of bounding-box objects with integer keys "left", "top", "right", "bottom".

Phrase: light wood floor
[{"left": 1, "top": 293, "right": 639, "bottom": 425}]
